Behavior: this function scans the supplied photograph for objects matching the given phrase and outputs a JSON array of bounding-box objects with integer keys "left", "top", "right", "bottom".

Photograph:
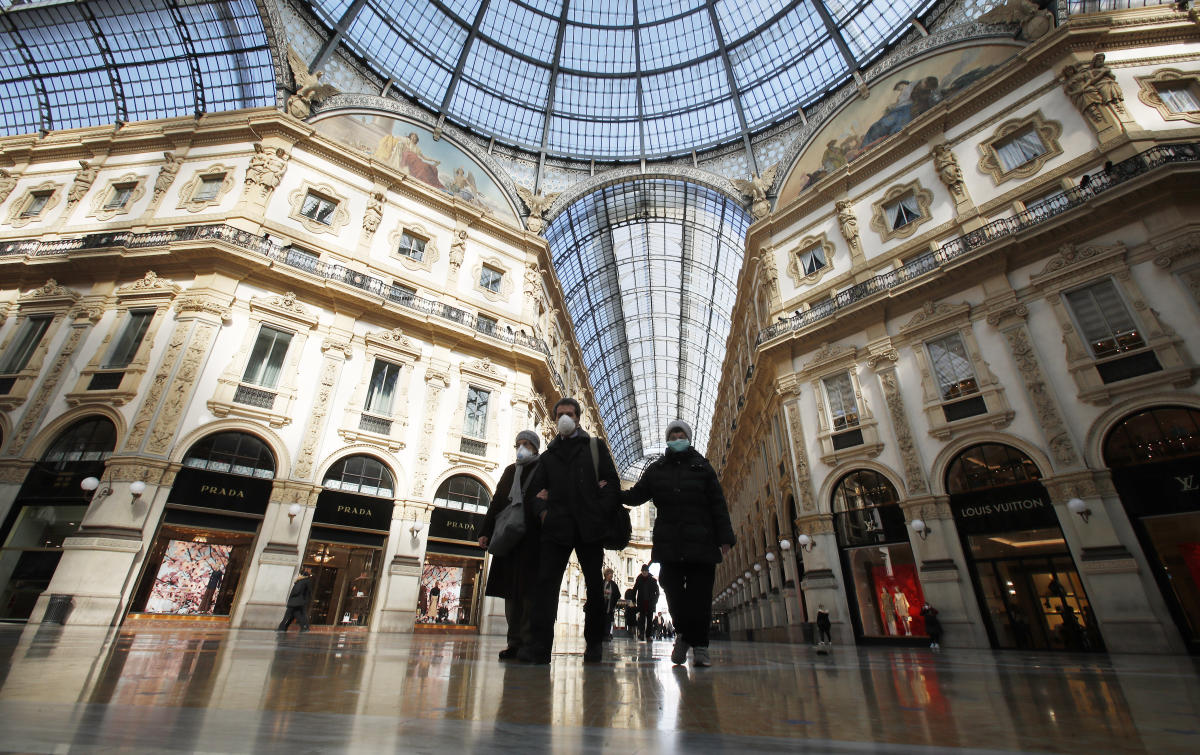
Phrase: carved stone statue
[
  {"left": 978, "top": 0, "right": 1054, "bottom": 41},
  {"left": 66, "top": 160, "right": 99, "bottom": 208},
  {"left": 363, "top": 191, "right": 384, "bottom": 234},
  {"left": 932, "top": 143, "right": 965, "bottom": 198},
  {"left": 515, "top": 185, "right": 559, "bottom": 233},
  {"left": 246, "top": 143, "right": 289, "bottom": 195},
  {"left": 0, "top": 168, "right": 16, "bottom": 205},
  {"left": 733, "top": 163, "right": 779, "bottom": 220},
  {"left": 1062, "top": 63, "right": 1106, "bottom": 124},
  {"left": 285, "top": 46, "right": 338, "bottom": 119},
  {"left": 835, "top": 199, "right": 861, "bottom": 255},
  {"left": 152, "top": 152, "right": 183, "bottom": 205},
  {"left": 1089, "top": 53, "right": 1125, "bottom": 113},
  {"left": 449, "top": 228, "right": 467, "bottom": 270}
]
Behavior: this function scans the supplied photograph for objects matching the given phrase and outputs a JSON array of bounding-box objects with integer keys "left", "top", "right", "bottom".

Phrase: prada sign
[
  {"left": 949, "top": 482, "right": 1057, "bottom": 535},
  {"left": 314, "top": 490, "right": 393, "bottom": 533},
  {"left": 168, "top": 467, "right": 272, "bottom": 516},
  {"left": 429, "top": 507, "right": 486, "bottom": 543},
  {"left": 1112, "top": 457, "right": 1200, "bottom": 518}
]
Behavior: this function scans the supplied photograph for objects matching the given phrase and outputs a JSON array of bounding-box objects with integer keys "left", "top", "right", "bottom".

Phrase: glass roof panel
[
  {"left": 311, "top": 0, "right": 939, "bottom": 159},
  {"left": 544, "top": 180, "right": 750, "bottom": 479}
]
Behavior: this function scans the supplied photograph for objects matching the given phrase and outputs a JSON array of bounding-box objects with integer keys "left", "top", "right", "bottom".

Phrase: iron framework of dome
[{"left": 311, "top": 0, "right": 941, "bottom": 161}]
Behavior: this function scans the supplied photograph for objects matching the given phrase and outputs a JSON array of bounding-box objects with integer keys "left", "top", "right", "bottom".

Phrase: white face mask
[
  {"left": 556, "top": 414, "right": 576, "bottom": 436},
  {"left": 516, "top": 446, "right": 534, "bottom": 461}
]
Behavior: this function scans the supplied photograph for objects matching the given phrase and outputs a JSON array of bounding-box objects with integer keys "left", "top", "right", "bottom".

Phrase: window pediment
[
  {"left": 248, "top": 291, "right": 318, "bottom": 329},
  {"left": 1030, "top": 242, "right": 1127, "bottom": 291},
  {"left": 365, "top": 327, "right": 421, "bottom": 360},
  {"left": 897, "top": 300, "right": 971, "bottom": 343}
]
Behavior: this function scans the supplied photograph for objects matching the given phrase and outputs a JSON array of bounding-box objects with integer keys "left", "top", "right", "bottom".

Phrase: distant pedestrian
[
  {"left": 623, "top": 587, "right": 638, "bottom": 637},
  {"left": 922, "top": 602, "right": 942, "bottom": 651},
  {"left": 816, "top": 605, "right": 832, "bottom": 650},
  {"left": 601, "top": 568, "right": 620, "bottom": 641},
  {"left": 277, "top": 569, "right": 313, "bottom": 632},
  {"left": 632, "top": 564, "right": 660, "bottom": 642}
]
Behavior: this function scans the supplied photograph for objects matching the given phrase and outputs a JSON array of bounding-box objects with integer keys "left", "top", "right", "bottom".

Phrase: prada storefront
[
  {"left": 948, "top": 443, "right": 1102, "bottom": 652},
  {"left": 417, "top": 507, "right": 486, "bottom": 629},
  {"left": 302, "top": 489, "right": 388, "bottom": 628}
]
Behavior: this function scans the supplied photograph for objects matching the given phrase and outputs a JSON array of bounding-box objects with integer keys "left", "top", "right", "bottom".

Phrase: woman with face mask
[
  {"left": 622, "top": 420, "right": 736, "bottom": 667},
  {"left": 475, "top": 430, "right": 542, "bottom": 660}
]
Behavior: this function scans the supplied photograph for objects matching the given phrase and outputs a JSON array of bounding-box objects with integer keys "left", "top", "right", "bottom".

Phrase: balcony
[{"left": 233, "top": 384, "right": 276, "bottom": 409}]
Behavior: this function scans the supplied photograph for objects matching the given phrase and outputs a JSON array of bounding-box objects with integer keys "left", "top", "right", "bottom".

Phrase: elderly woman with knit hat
[
  {"left": 476, "top": 429, "right": 543, "bottom": 660},
  {"left": 622, "top": 419, "right": 735, "bottom": 667}
]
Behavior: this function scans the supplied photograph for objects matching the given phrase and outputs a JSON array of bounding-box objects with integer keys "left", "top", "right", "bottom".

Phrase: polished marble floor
[{"left": 0, "top": 625, "right": 1198, "bottom": 754}]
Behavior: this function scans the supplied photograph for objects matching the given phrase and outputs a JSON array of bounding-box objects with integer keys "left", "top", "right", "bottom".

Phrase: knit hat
[
  {"left": 665, "top": 419, "right": 693, "bottom": 441},
  {"left": 515, "top": 429, "right": 541, "bottom": 452}
]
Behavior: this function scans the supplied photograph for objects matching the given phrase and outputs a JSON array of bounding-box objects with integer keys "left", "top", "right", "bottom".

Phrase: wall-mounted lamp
[
  {"left": 796, "top": 533, "right": 816, "bottom": 552},
  {"left": 753, "top": 562, "right": 763, "bottom": 573},
  {"left": 129, "top": 481, "right": 146, "bottom": 499},
  {"left": 80, "top": 476, "right": 111, "bottom": 501},
  {"left": 737, "top": 577, "right": 745, "bottom": 585},
  {"left": 779, "top": 538, "right": 792, "bottom": 551},
  {"left": 743, "top": 570, "right": 752, "bottom": 580},
  {"left": 910, "top": 518, "right": 932, "bottom": 541},
  {"left": 1067, "top": 498, "right": 1092, "bottom": 524},
  {"left": 765, "top": 551, "right": 776, "bottom": 562},
  {"left": 409, "top": 520, "right": 425, "bottom": 538},
  {"left": 287, "top": 503, "right": 303, "bottom": 523}
]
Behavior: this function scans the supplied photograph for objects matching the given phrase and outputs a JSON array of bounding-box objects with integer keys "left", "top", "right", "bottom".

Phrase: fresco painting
[
  {"left": 312, "top": 112, "right": 518, "bottom": 222},
  {"left": 778, "top": 45, "right": 1019, "bottom": 204}
]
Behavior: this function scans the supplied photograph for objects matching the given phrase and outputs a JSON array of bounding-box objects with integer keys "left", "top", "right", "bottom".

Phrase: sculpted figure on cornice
[
  {"left": 363, "top": 192, "right": 384, "bottom": 234},
  {"left": 932, "top": 143, "right": 965, "bottom": 199},
  {"left": 978, "top": 0, "right": 1054, "bottom": 41},
  {"left": 1062, "top": 60, "right": 1121, "bottom": 126},
  {"left": 152, "top": 152, "right": 183, "bottom": 206},
  {"left": 66, "top": 160, "right": 99, "bottom": 209},
  {"left": 515, "top": 185, "right": 559, "bottom": 233},
  {"left": 285, "top": 46, "right": 338, "bottom": 119},
  {"left": 732, "top": 163, "right": 779, "bottom": 220},
  {"left": 246, "top": 143, "right": 289, "bottom": 195},
  {"left": 0, "top": 168, "right": 17, "bottom": 205},
  {"left": 835, "top": 200, "right": 861, "bottom": 256}
]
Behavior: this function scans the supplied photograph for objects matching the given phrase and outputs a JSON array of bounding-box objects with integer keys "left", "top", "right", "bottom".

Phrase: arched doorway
[
  {"left": 832, "top": 469, "right": 927, "bottom": 642},
  {"left": 128, "top": 431, "right": 275, "bottom": 620},
  {"left": 0, "top": 417, "right": 115, "bottom": 620},
  {"left": 303, "top": 454, "right": 395, "bottom": 627},
  {"left": 947, "top": 443, "right": 1101, "bottom": 651},
  {"left": 1104, "top": 406, "right": 1200, "bottom": 651},
  {"left": 417, "top": 474, "right": 491, "bottom": 629}
]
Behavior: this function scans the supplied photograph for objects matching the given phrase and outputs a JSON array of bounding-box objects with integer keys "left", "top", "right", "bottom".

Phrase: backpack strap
[{"left": 589, "top": 436, "right": 599, "bottom": 482}]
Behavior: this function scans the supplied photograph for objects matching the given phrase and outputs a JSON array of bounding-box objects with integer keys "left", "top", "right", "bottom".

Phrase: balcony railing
[
  {"left": 756, "top": 143, "right": 1200, "bottom": 347},
  {"left": 358, "top": 413, "right": 392, "bottom": 435},
  {"left": 459, "top": 437, "right": 487, "bottom": 456},
  {"left": 233, "top": 384, "right": 276, "bottom": 409}
]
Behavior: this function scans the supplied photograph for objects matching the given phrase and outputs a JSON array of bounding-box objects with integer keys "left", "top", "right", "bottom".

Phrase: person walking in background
[
  {"left": 476, "top": 430, "right": 543, "bottom": 660},
  {"left": 922, "top": 602, "right": 943, "bottom": 651},
  {"left": 623, "top": 420, "right": 735, "bottom": 667},
  {"left": 277, "top": 569, "right": 313, "bottom": 633},
  {"left": 623, "top": 586, "right": 638, "bottom": 638},
  {"left": 523, "top": 397, "right": 621, "bottom": 664},
  {"left": 632, "top": 564, "right": 660, "bottom": 642},
  {"left": 816, "top": 605, "right": 832, "bottom": 653},
  {"left": 601, "top": 568, "right": 620, "bottom": 641}
]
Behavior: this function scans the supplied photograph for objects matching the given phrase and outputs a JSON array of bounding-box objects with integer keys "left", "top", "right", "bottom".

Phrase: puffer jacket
[
  {"left": 528, "top": 429, "right": 621, "bottom": 547},
  {"left": 622, "top": 446, "right": 735, "bottom": 563}
]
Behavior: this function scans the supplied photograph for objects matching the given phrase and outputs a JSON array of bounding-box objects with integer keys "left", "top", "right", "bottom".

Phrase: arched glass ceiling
[
  {"left": 311, "top": 0, "right": 940, "bottom": 160},
  {"left": 0, "top": 0, "right": 276, "bottom": 136},
  {"left": 544, "top": 180, "right": 750, "bottom": 479}
]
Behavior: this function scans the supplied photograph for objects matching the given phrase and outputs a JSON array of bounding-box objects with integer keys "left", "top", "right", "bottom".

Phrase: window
[
  {"left": 823, "top": 372, "right": 860, "bottom": 431},
  {"left": 464, "top": 386, "right": 490, "bottom": 438},
  {"left": 299, "top": 192, "right": 337, "bottom": 225},
  {"left": 433, "top": 474, "right": 492, "bottom": 514},
  {"left": 364, "top": 358, "right": 401, "bottom": 415},
  {"left": 927, "top": 333, "right": 979, "bottom": 401},
  {"left": 475, "top": 313, "right": 497, "bottom": 334},
  {"left": 389, "top": 282, "right": 417, "bottom": 305},
  {"left": 798, "top": 245, "right": 827, "bottom": 276},
  {"left": 323, "top": 454, "right": 394, "bottom": 497},
  {"left": 1156, "top": 81, "right": 1200, "bottom": 113},
  {"left": 183, "top": 431, "right": 276, "bottom": 478},
  {"left": 884, "top": 194, "right": 921, "bottom": 231},
  {"left": 20, "top": 191, "right": 52, "bottom": 218},
  {"left": 397, "top": 232, "right": 426, "bottom": 261},
  {"left": 995, "top": 128, "right": 1047, "bottom": 172},
  {"left": 104, "top": 183, "right": 136, "bottom": 210},
  {"left": 0, "top": 315, "right": 52, "bottom": 374},
  {"left": 104, "top": 309, "right": 154, "bottom": 368},
  {"left": 194, "top": 174, "right": 225, "bottom": 201},
  {"left": 480, "top": 265, "right": 503, "bottom": 293},
  {"left": 242, "top": 325, "right": 293, "bottom": 388},
  {"left": 1064, "top": 280, "right": 1145, "bottom": 358}
]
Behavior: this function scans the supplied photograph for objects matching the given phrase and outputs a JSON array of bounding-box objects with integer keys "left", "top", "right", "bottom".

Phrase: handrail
[{"left": 755, "top": 142, "right": 1200, "bottom": 347}]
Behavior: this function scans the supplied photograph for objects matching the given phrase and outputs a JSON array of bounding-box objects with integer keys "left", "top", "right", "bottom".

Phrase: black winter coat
[
  {"left": 623, "top": 446, "right": 736, "bottom": 563},
  {"left": 529, "top": 430, "right": 621, "bottom": 547},
  {"left": 286, "top": 576, "right": 312, "bottom": 607},
  {"left": 475, "top": 460, "right": 541, "bottom": 600}
]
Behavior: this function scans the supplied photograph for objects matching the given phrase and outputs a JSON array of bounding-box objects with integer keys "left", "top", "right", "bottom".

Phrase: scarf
[{"left": 509, "top": 452, "right": 539, "bottom": 507}]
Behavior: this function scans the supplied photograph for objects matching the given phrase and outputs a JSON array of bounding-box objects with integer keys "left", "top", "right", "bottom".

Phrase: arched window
[
  {"left": 831, "top": 469, "right": 904, "bottom": 546},
  {"left": 433, "top": 475, "right": 491, "bottom": 514},
  {"left": 41, "top": 417, "right": 116, "bottom": 468},
  {"left": 1103, "top": 406, "right": 1200, "bottom": 467},
  {"left": 945, "top": 443, "right": 1041, "bottom": 495},
  {"left": 323, "top": 455, "right": 394, "bottom": 498},
  {"left": 182, "top": 432, "right": 275, "bottom": 479}
]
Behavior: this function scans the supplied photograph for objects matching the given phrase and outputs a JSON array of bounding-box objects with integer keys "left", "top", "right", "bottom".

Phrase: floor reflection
[{"left": 0, "top": 624, "right": 1198, "bottom": 753}]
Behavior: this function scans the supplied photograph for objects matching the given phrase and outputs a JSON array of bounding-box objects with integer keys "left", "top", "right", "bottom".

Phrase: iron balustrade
[
  {"left": 459, "top": 437, "right": 487, "bottom": 456},
  {"left": 756, "top": 143, "right": 1200, "bottom": 347},
  {"left": 233, "top": 384, "right": 276, "bottom": 409},
  {"left": 358, "top": 413, "right": 393, "bottom": 435}
]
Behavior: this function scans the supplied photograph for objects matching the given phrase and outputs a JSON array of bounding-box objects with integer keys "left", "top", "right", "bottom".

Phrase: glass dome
[{"left": 311, "top": 0, "right": 940, "bottom": 160}]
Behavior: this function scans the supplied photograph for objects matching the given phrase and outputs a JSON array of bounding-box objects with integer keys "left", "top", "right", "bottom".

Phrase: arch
[
  {"left": 170, "top": 419, "right": 291, "bottom": 480},
  {"left": 18, "top": 405, "right": 126, "bottom": 463},
  {"left": 830, "top": 468, "right": 902, "bottom": 513},
  {"left": 945, "top": 443, "right": 1042, "bottom": 496},
  {"left": 815, "top": 459, "right": 906, "bottom": 514},
  {"left": 321, "top": 453, "right": 396, "bottom": 498},
  {"left": 432, "top": 472, "right": 493, "bottom": 515},
  {"left": 1082, "top": 392, "right": 1200, "bottom": 470},
  {"left": 927, "top": 432, "right": 1055, "bottom": 497},
  {"left": 1101, "top": 404, "right": 1200, "bottom": 468},
  {"left": 313, "top": 443, "right": 407, "bottom": 496},
  {"left": 543, "top": 167, "right": 742, "bottom": 225},
  {"left": 180, "top": 430, "right": 277, "bottom": 480}
]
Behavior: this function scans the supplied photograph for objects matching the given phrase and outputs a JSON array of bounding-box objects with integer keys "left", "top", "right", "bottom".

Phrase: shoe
[
  {"left": 692, "top": 646, "right": 712, "bottom": 667},
  {"left": 671, "top": 638, "right": 690, "bottom": 665},
  {"left": 583, "top": 643, "right": 602, "bottom": 663},
  {"left": 517, "top": 647, "right": 550, "bottom": 665},
  {"left": 498, "top": 647, "right": 520, "bottom": 660}
]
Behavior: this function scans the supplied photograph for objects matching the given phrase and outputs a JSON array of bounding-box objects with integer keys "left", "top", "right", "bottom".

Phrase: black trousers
[
  {"left": 277, "top": 604, "right": 309, "bottom": 631},
  {"left": 658, "top": 561, "right": 715, "bottom": 648},
  {"left": 530, "top": 536, "right": 606, "bottom": 652},
  {"left": 637, "top": 605, "right": 655, "bottom": 639}
]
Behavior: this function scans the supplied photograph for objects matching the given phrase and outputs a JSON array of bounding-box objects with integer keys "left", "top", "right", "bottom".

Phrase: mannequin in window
[
  {"left": 879, "top": 588, "right": 897, "bottom": 635},
  {"left": 892, "top": 588, "right": 912, "bottom": 635}
]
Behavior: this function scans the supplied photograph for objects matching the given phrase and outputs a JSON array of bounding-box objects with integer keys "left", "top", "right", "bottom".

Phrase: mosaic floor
[{"left": 0, "top": 624, "right": 1197, "bottom": 753}]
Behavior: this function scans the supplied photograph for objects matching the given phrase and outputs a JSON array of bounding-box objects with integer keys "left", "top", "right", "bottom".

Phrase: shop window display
[
  {"left": 131, "top": 525, "right": 252, "bottom": 616},
  {"left": 416, "top": 557, "right": 482, "bottom": 625},
  {"left": 303, "top": 541, "right": 380, "bottom": 626}
]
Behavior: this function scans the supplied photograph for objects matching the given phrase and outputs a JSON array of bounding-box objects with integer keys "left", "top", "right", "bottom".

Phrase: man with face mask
[
  {"left": 622, "top": 419, "right": 735, "bottom": 667},
  {"left": 522, "top": 397, "right": 621, "bottom": 664}
]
